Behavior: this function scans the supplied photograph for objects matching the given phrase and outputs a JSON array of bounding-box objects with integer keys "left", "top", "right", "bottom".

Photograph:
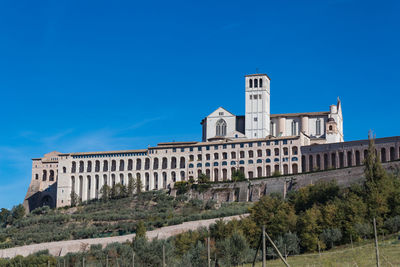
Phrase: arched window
[
  {"left": 254, "top": 79, "right": 258, "bottom": 88},
  {"left": 111, "top": 160, "right": 116, "bottom": 171},
  {"left": 79, "top": 161, "right": 84, "bottom": 173},
  {"left": 136, "top": 159, "right": 142, "bottom": 170},
  {"left": 249, "top": 79, "right": 253, "bottom": 88},
  {"left": 180, "top": 157, "right": 185, "bottom": 168},
  {"left": 103, "top": 160, "right": 108, "bottom": 172},
  {"left": 95, "top": 160, "right": 100, "bottom": 172},
  {"left": 49, "top": 170, "right": 55, "bottom": 181},
  {"left": 171, "top": 157, "right": 177, "bottom": 169},
  {"left": 291, "top": 121, "right": 297, "bottom": 136},
  {"left": 95, "top": 175, "right": 99, "bottom": 198},
  {"left": 43, "top": 170, "right": 47, "bottom": 181},
  {"left": 71, "top": 176, "right": 75, "bottom": 193},
  {"left": 216, "top": 119, "right": 227, "bottom": 136},
  {"left": 153, "top": 158, "right": 159, "bottom": 169},
  {"left": 63, "top": 167, "right": 67, "bottom": 173},
  {"left": 120, "top": 173, "right": 124, "bottom": 185},
  {"left": 259, "top": 78, "right": 263, "bottom": 87},
  {"left": 154, "top": 173, "right": 159, "bottom": 189},
  {"left": 71, "top": 161, "right": 76, "bottom": 173},
  {"left": 162, "top": 172, "right": 167, "bottom": 189},
  {"left": 87, "top": 161, "right": 92, "bottom": 172},
  {"left": 292, "top": 164, "right": 298, "bottom": 174},
  {"left": 119, "top": 160, "right": 125, "bottom": 171},
  {"left": 162, "top": 157, "right": 168, "bottom": 169},
  {"left": 316, "top": 119, "right": 321, "bottom": 135},
  {"left": 128, "top": 159, "right": 133, "bottom": 170},
  {"left": 103, "top": 174, "right": 108, "bottom": 186},
  {"left": 111, "top": 174, "right": 116, "bottom": 186}
]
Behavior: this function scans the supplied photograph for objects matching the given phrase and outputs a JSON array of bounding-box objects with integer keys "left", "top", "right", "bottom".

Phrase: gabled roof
[{"left": 204, "top": 107, "right": 236, "bottom": 118}]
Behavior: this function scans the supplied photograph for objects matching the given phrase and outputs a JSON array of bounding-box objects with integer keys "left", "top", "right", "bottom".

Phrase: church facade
[
  {"left": 29, "top": 72, "right": 398, "bottom": 213},
  {"left": 201, "top": 74, "right": 343, "bottom": 144}
]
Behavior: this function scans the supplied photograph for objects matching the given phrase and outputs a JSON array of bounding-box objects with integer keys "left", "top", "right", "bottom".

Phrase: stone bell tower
[{"left": 245, "top": 74, "right": 271, "bottom": 138}]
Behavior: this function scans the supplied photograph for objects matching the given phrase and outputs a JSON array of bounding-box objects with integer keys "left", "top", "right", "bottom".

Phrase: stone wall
[{"left": 178, "top": 161, "right": 400, "bottom": 203}]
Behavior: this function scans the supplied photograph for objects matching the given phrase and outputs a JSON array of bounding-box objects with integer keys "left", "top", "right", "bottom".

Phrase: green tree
[
  {"left": 0, "top": 208, "right": 10, "bottom": 226},
  {"left": 363, "top": 133, "right": 392, "bottom": 224},
  {"left": 114, "top": 183, "right": 128, "bottom": 198},
  {"left": 320, "top": 228, "right": 342, "bottom": 248},
  {"left": 180, "top": 240, "right": 208, "bottom": 267},
  {"left": 135, "top": 220, "right": 146, "bottom": 240},
  {"left": 209, "top": 219, "right": 229, "bottom": 241},
  {"left": 231, "top": 169, "right": 246, "bottom": 182},
  {"left": 197, "top": 173, "right": 210, "bottom": 184},
  {"left": 297, "top": 205, "right": 324, "bottom": 252},
  {"left": 272, "top": 170, "right": 281, "bottom": 177},
  {"left": 217, "top": 232, "right": 250, "bottom": 266},
  {"left": 111, "top": 184, "right": 118, "bottom": 199},
  {"left": 11, "top": 204, "right": 25, "bottom": 221},
  {"left": 288, "top": 180, "right": 340, "bottom": 213},
  {"left": 249, "top": 195, "right": 297, "bottom": 239},
  {"left": 136, "top": 177, "right": 143, "bottom": 194},
  {"left": 173, "top": 230, "right": 200, "bottom": 256},
  {"left": 268, "top": 232, "right": 300, "bottom": 258},
  {"left": 128, "top": 177, "right": 136, "bottom": 197},
  {"left": 100, "top": 184, "right": 111, "bottom": 202},
  {"left": 175, "top": 181, "right": 190, "bottom": 195},
  {"left": 70, "top": 192, "right": 79, "bottom": 207}
]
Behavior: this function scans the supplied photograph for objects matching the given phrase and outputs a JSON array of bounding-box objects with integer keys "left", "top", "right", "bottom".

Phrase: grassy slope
[
  {"left": 247, "top": 237, "right": 400, "bottom": 267},
  {"left": 0, "top": 191, "right": 251, "bottom": 248}
]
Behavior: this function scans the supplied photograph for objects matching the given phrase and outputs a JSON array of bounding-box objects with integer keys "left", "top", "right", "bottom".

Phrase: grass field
[{"left": 247, "top": 237, "right": 400, "bottom": 267}]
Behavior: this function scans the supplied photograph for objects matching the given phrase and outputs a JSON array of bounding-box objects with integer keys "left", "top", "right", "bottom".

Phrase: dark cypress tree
[{"left": 363, "top": 131, "right": 391, "bottom": 224}]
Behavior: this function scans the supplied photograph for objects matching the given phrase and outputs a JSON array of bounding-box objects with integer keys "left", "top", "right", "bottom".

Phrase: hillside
[
  {"left": 0, "top": 191, "right": 250, "bottom": 249},
  {"left": 247, "top": 237, "right": 400, "bottom": 266}
]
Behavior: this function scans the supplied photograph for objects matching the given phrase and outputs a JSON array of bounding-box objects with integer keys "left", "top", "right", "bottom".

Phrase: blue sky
[{"left": 0, "top": 0, "right": 399, "bottom": 209}]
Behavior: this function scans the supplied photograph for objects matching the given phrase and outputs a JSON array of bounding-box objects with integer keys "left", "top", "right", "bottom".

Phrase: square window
[
  {"left": 231, "top": 144, "right": 236, "bottom": 148},
  {"left": 254, "top": 117, "right": 258, "bottom": 122},
  {"left": 181, "top": 148, "right": 185, "bottom": 152},
  {"left": 190, "top": 147, "right": 193, "bottom": 152}
]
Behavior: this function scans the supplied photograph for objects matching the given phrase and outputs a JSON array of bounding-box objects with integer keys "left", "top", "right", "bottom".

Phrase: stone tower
[{"left": 245, "top": 74, "right": 271, "bottom": 138}]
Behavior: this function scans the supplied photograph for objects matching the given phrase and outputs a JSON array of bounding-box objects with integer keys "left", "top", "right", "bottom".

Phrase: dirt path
[{"left": 0, "top": 214, "right": 248, "bottom": 258}]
